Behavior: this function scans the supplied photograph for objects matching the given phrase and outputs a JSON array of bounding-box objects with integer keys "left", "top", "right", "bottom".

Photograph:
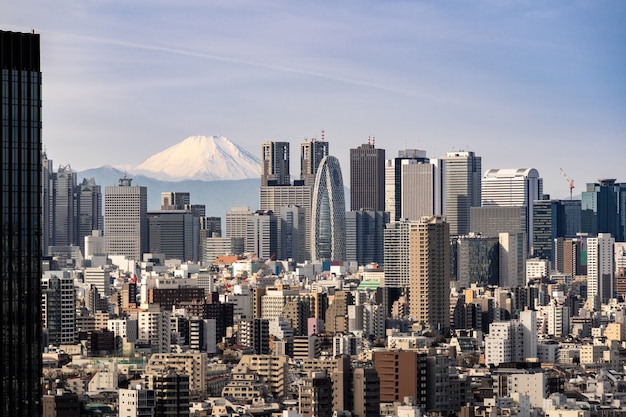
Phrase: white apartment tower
[
  {"left": 104, "top": 176, "right": 148, "bottom": 261},
  {"left": 138, "top": 307, "right": 172, "bottom": 354},
  {"left": 485, "top": 309, "right": 537, "bottom": 366},
  {"left": 587, "top": 233, "right": 615, "bottom": 308},
  {"left": 383, "top": 220, "right": 412, "bottom": 288}
]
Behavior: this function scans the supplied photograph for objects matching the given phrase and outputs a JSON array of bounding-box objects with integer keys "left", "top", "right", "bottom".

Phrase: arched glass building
[{"left": 311, "top": 156, "right": 346, "bottom": 261}]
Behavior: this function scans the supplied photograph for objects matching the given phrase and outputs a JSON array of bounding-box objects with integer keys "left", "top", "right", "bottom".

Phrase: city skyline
[{"left": 4, "top": 1, "right": 625, "bottom": 199}]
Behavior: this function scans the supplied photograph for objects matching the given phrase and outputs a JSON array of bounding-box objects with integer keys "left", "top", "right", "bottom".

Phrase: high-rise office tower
[
  {"left": 345, "top": 210, "right": 388, "bottom": 266},
  {"left": 77, "top": 177, "right": 102, "bottom": 254},
  {"left": 385, "top": 149, "right": 430, "bottom": 222},
  {"left": 261, "top": 141, "right": 290, "bottom": 186},
  {"left": 532, "top": 199, "right": 581, "bottom": 262},
  {"left": 587, "top": 233, "right": 615, "bottom": 308},
  {"left": 280, "top": 205, "right": 307, "bottom": 263},
  {"left": 260, "top": 140, "right": 317, "bottom": 260},
  {"left": 311, "top": 156, "right": 346, "bottom": 261},
  {"left": 1, "top": 29, "right": 43, "bottom": 417},
  {"left": 104, "top": 176, "right": 148, "bottom": 260},
  {"left": 399, "top": 158, "right": 443, "bottom": 220},
  {"left": 482, "top": 168, "right": 543, "bottom": 254},
  {"left": 148, "top": 210, "right": 197, "bottom": 261},
  {"left": 451, "top": 235, "right": 500, "bottom": 288},
  {"left": 443, "top": 151, "right": 482, "bottom": 235},
  {"left": 350, "top": 139, "right": 385, "bottom": 211},
  {"left": 51, "top": 164, "right": 77, "bottom": 247},
  {"left": 300, "top": 134, "right": 329, "bottom": 186},
  {"left": 582, "top": 179, "right": 625, "bottom": 241},
  {"left": 260, "top": 184, "right": 312, "bottom": 260},
  {"left": 161, "top": 191, "right": 190, "bottom": 210},
  {"left": 226, "top": 206, "right": 252, "bottom": 240},
  {"left": 246, "top": 210, "right": 278, "bottom": 260},
  {"left": 408, "top": 216, "right": 450, "bottom": 332}
]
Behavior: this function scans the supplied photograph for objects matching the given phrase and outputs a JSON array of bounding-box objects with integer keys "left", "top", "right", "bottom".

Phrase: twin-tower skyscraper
[{"left": 260, "top": 135, "right": 346, "bottom": 262}]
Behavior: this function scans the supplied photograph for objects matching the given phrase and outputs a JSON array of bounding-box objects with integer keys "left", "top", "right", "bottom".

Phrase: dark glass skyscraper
[
  {"left": 300, "top": 135, "right": 328, "bottom": 187},
  {"left": 1, "top": 30, "right": 43, "bottom": 416},
  {"left": 350, "top": 140, "right": 385, "bottom": 211},
  {"left": 581, "top": 179, "right": 625, "bottom": 241},
  {"left": 532, "top": 199, "right": 581, "bottom": 261}
]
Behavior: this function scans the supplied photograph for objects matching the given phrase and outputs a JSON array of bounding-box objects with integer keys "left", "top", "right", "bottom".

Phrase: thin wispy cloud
[{"left": 5, "top": 0, "right": 625, "bottom": 196}]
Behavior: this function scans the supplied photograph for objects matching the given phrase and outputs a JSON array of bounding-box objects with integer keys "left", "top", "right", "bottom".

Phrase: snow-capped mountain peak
[{"left": 133, "top": 135, "right": 260, "bottom": 181}]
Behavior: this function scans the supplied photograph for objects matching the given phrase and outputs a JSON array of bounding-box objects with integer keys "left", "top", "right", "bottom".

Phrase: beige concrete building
[
  {"left": 238, "top": 354, "right": 288, "bottom": 398},
  {"left": 408, "top": 216, "right": 450, "bottom": 333},
  {"left": 146, "top": 352, "right": 207, "bottom": 394}
]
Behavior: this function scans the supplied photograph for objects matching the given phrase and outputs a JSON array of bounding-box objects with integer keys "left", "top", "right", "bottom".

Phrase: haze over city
[{"left": 4, "top": 0, "right": 626, "bottom": 198}]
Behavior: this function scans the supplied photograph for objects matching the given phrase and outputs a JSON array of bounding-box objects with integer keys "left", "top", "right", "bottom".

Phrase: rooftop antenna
[
  {"left": 367, "top": 135, "right": 371, "bottom": 145},
  {"left": 373, "top": 136, "right": 375, "bottom": 146},
  {"left": 321, "top": 129, "right": 325, "bottom": 141}
]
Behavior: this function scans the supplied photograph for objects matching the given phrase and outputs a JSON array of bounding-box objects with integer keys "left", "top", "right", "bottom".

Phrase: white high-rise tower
[{"left": 104, "top": 176, "right": 148, "bottom": 261}]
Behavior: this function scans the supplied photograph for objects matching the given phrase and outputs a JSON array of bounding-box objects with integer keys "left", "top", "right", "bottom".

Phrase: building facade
[
  {"left": 311, "top": 156, "right": 346, "bottom": 261},
  {"left": 443, "top": 151, "right": 482, "bottom": 236},
  {"left": 581, "top": 179, "right": 625, "bottom": 241},
  {"left": 345, "top": 210, "right": 388, "bottom": 266},
  {"left": 0, "top": 30, "right": 43, "bottom": 417},
  {"left": 300, "top": 136, "right": 329, "bottom": 186},
  {"left": 408, "top": 216, "right": 451, "bottom": 332},
  {"left": 482, "top": 168, "right": 543, "bottom": 254},
  {"left": 261, "top": 141, "right": 290, "bottom": 186},
  {"left": 104, "top": 176, "right": 148, "bottom": 261},
  {"left": 350, "top": 140, "right": 385, "bottom": 211}
]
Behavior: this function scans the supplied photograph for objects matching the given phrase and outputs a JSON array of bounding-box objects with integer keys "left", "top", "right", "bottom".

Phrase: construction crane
[
  {"left": 253, "top": 253, "right": 276, "bottom": 282},
  {"left": 560, "top": 168, "right": 575, "bottom": 200}
]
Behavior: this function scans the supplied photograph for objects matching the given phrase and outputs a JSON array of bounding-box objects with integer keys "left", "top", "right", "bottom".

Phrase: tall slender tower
[
  {"left": 42, "top": 151, "right": 53, "bottom": 253},
  {"left": 311, "top": 156, "right": 346, "bottom": 261},
  {"left": 261, "top": 141, "right": 290, "bottom": 186},
  {"left": 51, "top": 164, "right": 77, "bottom": 246},
  {"left": 300, "top": 133, "right": 329, "bottom": 187},
  {"left": 104, "top": 176, "right": 148, "bottom": 260},
  {"left": 408, "top": 216, "right": 450, "bottom": 333},
  {"left": 0, "top": 29, "right": 43, "bottom": 417},
  {"left": 587, "top": 233, "right": 615, "bottom": 309},
  {"left": 443, "top": 151, "right": 481, "bottom": 235},
  {"left": 350, "top": 139, "right": 385, "bottom": 211},
  {"left": 77, "top": 177, "right": 102, "bottom": 254}
]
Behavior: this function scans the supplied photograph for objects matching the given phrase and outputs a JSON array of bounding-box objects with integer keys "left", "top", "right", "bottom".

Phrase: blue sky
[{"left": 5, "top": 0, "right": 625, "bottom": 198}]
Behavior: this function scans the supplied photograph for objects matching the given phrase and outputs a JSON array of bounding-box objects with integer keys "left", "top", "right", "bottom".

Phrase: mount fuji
[
  {"left": 77, "top": 135, "right": 261, "bottom": 215},
  {"left": 133, "top": 135, "right": 260, "bottom": 181}
]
